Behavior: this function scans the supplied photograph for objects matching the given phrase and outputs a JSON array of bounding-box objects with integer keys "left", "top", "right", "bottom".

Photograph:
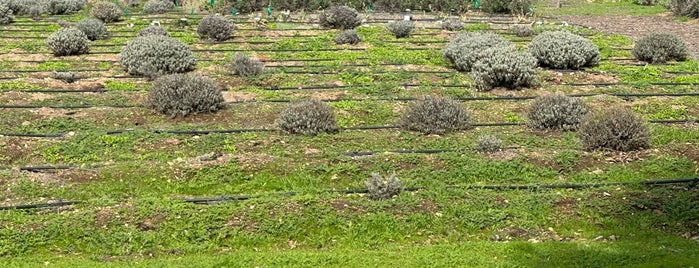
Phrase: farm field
[{"left": 0, "top": 0, "right": 698, "bottom": 266}]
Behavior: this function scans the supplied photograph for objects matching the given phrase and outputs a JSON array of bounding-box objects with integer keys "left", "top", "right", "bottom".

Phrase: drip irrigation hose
[{"left": 0, "top": 200, "right": 82, "bottom": 211}]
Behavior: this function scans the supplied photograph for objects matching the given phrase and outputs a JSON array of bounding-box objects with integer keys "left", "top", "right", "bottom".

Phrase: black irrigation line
[
  {"left": 2, "top": 119, "right": 697, "bottom": 138},
  {"left": 3, "top": 178, "right": 695, "bottom": 209},
  {"left": 6, "top": 47, "right": 367, "bottom": 55}
]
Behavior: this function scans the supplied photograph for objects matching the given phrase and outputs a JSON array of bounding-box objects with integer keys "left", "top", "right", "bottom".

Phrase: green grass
[{"left": 537, "top": 0, "right": 668, "bottom": 16}]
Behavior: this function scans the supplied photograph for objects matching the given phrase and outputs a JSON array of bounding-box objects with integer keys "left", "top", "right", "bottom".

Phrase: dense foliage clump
[
  {"left": 119, "top": 35, "right": 197, "bottom": 77},
  {"left": 670, "top": 0, "right": 699, "bottom": 17},
  {"left": 0, "top": 2, "right": 13, "bottom": 25},
  {"left": 527, "top": 94, "right": 589, "bottom": 131},
  {"left": 443, "top": 32, "right": 512, "bottom": 72},
  {"left": 365, "top": 173, "right": 402, "bottom": 200},
  {"left": 46, "top": 0, "right": 85, "bottom": 15},
  {"left": 319, "top": 5, "right": 362, "bottom": 30},
  {"left": 441, "top": 19, "right": 464, "bottom": 31},
  {"left": 482, "top": 0, "right": 533, "bottom": 15},
  {"left": 146, "top": 73, "right": 225, "bottom": 117},
  {"left": 53, "top": 71, "right": 77, "bottom": 83},
  {"left": 229, "top": 54, "right": 264, "bottom": 77},
  {"left": 470, "top": 46, "right": 538, "bottom": 91},
  {"left": 91, "top": 1, "right": 121, "bottom": 23},
  {"left": 386, "top": 20, "right": 414, "bottom": 38},
  {"left": 578, "top": 107, "right": 650, "bottom": 152},
  {"left": 528, "top": 31, "right": 600, "bottom": 69},
  {"left": 46, "top": 27, "right": 90, "bottom": 56},
  {"left": 335, "top": 29, "right": 361, "bottom": 45},
  {"left": 632, "top": 33, "right": 689, "bottom": 64},
  {"left": 139, "top": 25, "right": 169, "bottom": 36},
  {"left": 512, "top": 25, "right": 535, "bottom": 37},
  {"left": 75, "top": 18, "right": 108, "bottom": 40},
  {"left": 143, "top": 0, "right": 173, "bottom": 14},
  {"left": 278, "top": 99, "right": 339, "bottom": 135},
  {"left": 197, "top": 14, "right": 232, "bottom": 41},
  {"left": 28, "top": 5, "right": 40, "bottom": 20},
  {"left": 477, "top": 135, "right": 503, "bottom": 153},
  {"left": 400, "top": 95, "right": 471, "bottom": 135}
]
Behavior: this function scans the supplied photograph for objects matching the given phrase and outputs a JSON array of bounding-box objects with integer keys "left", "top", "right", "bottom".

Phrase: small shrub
[
  {"left": 46, "top": 0, "right": 85, "bottom": 15},
  {"left": 29, "top": 5, "right": 41, "bottom": 20},
  {"left": 443, "top": 32, "right": 513, "bottom": 72},
  {"left": 527, "top": 94, "right": 589, "bottom": 131},
  {"left": 528, "top": 31, "right": 600, "bottom": 69},
  {"left": 386, "top": 20, "right": 414, "bottom": 38},
  {"left": 75, "top": 18, "right": 108, "bottom": 40},
  {"left": 57, "top": 19, "right": 71, "bottom": 28},
  {"left": 400, "top": 95, "right": 471, "bottom": 135},
  {"left": 119, "top": 35, "right": 197, "bottom": 77},
  {"left": 319, "top": 5, "right": 362, "bottom": 30},
  {"left": 365, "top": 173, "right": 402, "bottom": 200},
  {"left": 482, "top": 0, "right": 533, "bottom": 15},
  {"left": 477, "top": 135, "right": 503, "bottom": 153},
  {"left": 229, "top": 53, "right": 264, "bottom": 77},
  {"left": 278, "top": 99, "right": 339, "bottom": 135},
  {"left": 578, "top": 107, "right": 650, "bottom": 152},
  {"left": 512, "top": 25, "right": 535, "bottom": 37},
  {"left": 46, "top": 27, "right": 90, "bottom": 56},
  {"left": 143, "top": 0, "right": 173, "bottom": 14},
  {"left": 635, "top": 0, "right": 656, "bottom": 5},
  {"left": 470, "top": 46, "right": 538, "bottom": 91},
  {"left": 0, "top": 3, "right": 13, "bottom": 25},
  {"left": 124, "top": 0, "right": 140, "bottom": 7},
  {"left": 139, "top": 25, "right": 169, "bottom": 36},
  {"left": 53, "top": 71, "right": 77, "bottom": 83},
  {"left": 146, "top": 73, "right": 224, "bottom": 117},
  {"left": 335, "top": 29, "right": 361, "bottom": 45},
  {"left": 197, "top": 14, "right": 232, "bottom": 41},
  {"left": 632, "top": 33, "right": 689, "bottom": 64},
  {"left": 441, "top": 19, "right": 464, "bottom": 31},
  {"left": 91, "top": 1, "right": 121, "bottom": 23},
  {"left": 670, "top": 0, "right": 699, "bottom": 17}
]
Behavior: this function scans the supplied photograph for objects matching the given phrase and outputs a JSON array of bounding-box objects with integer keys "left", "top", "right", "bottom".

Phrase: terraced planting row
[{"left": 0, "top": 4, "right": 697, "bottom": 266}]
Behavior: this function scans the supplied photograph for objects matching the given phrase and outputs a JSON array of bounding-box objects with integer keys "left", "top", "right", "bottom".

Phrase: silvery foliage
[
  {"left": 335, "top": 29, "right": 361, "bottom": 45},
  {"left": 319, "top": 5, "right": 361, "bottom": 30},
  {"left": 670, "top": 0, "right": 699, "bottom": 17},
  {"left": 197, "top": 14, "right": 232, "bottom": 41},
  {"left": 632, "top": 32, "right": 689, "bottom": 64},
  {"left": 477, "top": 135, "right": 503, "bottom": 153},
  {"left": 441, "top": 19, "right": 464, "bottom": 31},
  {"left": 143, "top": 0, "right": 173, "bottom": 14},
  {"left": 46, "top": 27, "right": 90, "bottom": 56},
  {"left": 386, "top": 20, "right": 414, "bottom": 38},
  {"left": 578, "top": 107, "right": 650, "bottom": 152},
  {"left": 139, "top": 25, "right": 169, "bottom": 36},
  {"left": 512, "top": 25, "right": 535, "bottom": 37},
  {"left": 527, "top": 94, "right": 589, "bottom": 131},
  {"left": 365, "top": 173, "right": 402, "bottom": 200},
  {"left": 28, "top": 4, "right": 40, "bottom": 20},
  {"left": 443, "top": 32, "right": 513, "bottom": 72},
  {"left": 53, "top": 71, "right": 77, "bottom": 83},
  {"left": 0, "top": 2, "right": 12, "bottom": 24},
  {"left": 400, "top": 95, "right": 472, "bottom": 135},
  {"left": 119, "top": 35, "right": 197, "bottom": 78},
  {"left": 229, "top": 53, "right": 264, "bottom": 77},
  {"left": 124, "top": 0, "right": 139, "bottom": 7},
  {"left": 470, "top": 45, "right": 538, "bottom": 91},
  {"left": 146, "top": 73, "right": 225, "bottom": 117},
  {"left": 46, "top": 0, "right": 85, "bottom": 15},
  {"left": 75, "top": 18, "right": 108, "bottom": 40},
  {"left": 278, "top": 99, "right": 339, "bottom": 135},
  {"left": 528, "top": 31, "right": 600, "bottom": 69},
  {"left": 91, "top": 1, "right": 121, "bottom": 23}
]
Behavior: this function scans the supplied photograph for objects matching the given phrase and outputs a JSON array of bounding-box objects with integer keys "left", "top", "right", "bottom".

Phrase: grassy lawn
[{"left": 536, "top": 0, "right": 669, "bottom": 16}]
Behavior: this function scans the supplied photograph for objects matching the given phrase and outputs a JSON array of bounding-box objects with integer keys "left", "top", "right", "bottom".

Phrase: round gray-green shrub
[
  {"left": 146, "top": 73, "right": 225, "bottom": 117},
  {"left": 443, "top": 32, "right": 513, "bottom": 72},
  {"left": 119, "top": 35, "right": 197, "bottom": 77},
  {"left": 477, "top": 135, "right": 503, "bottom": 153},
  {"left": 139, "top": 25, "right": 169, "bottom": 36},
  {"left": 527, "top": 94, "right": 589, "bottom": 131},
  {"left": 46, "top": 27, "right": 90, "bottom": 56},
  {"left": 470, "top": 46, "right": 538, "bottom": 91},
  {"left": 278, "top": 99, "right": 339, "bottom": 135},
  {"left": 319, "top": 5, "right": 362, "bottom": 30},
  {"left": 512, "top": 25, "right": 535, "bottom": 37},
  {"left": 46, "top": 0, "right": 85, "bottom": 15},
  {"left": 143, "top": 0, "right": 173, "bottom": 14},
  {"left": 229, "top": 53, "right": 264, "bottom": 77},
  {"left": 632, "top": 33, "right": 689, "bottom": 64},
  {"left": 0, "top": 3, "right": 13, "bottom": 24},
  {"left": 670, "top": 0, "right": 699, "bottom": 17},
  {"left": 386, "top": 20, "right": 414, "bottom": 38},
  {"left": 482, "top": 0, "right": 533, "bottom": 15},
  {"left": 335, "top": 29, "right": 361, "bottom": 45},
  {"left": 197, "top": 14, "right": 232, "bottom": 41},
  {"left": 75, "top": 18, "right": 108, "bottom": 40},
  {"left": 528, "top": 31, "right": 600, "bottom": 69},
  {"left": 29, "top": 5, "right": 41, "bottom": 20},
  {"left": 578, "top": 107, "right": 650, "bottom": 152},
  {"left": 365, "top": 173, "right": 402, "bottom": 200},
  {"left": 441, "top": 19, "right": 464, "bottom": 31},
  {"left": 400, "top": 95, "right": 472, "bottom": 135},
  {"left": 91, "top": 1, "right": 121, "bottom": 23}
]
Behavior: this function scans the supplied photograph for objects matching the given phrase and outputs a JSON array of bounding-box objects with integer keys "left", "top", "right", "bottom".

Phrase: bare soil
[{"left": 559, "top": 15, "right": 699, "bottom": 58}]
